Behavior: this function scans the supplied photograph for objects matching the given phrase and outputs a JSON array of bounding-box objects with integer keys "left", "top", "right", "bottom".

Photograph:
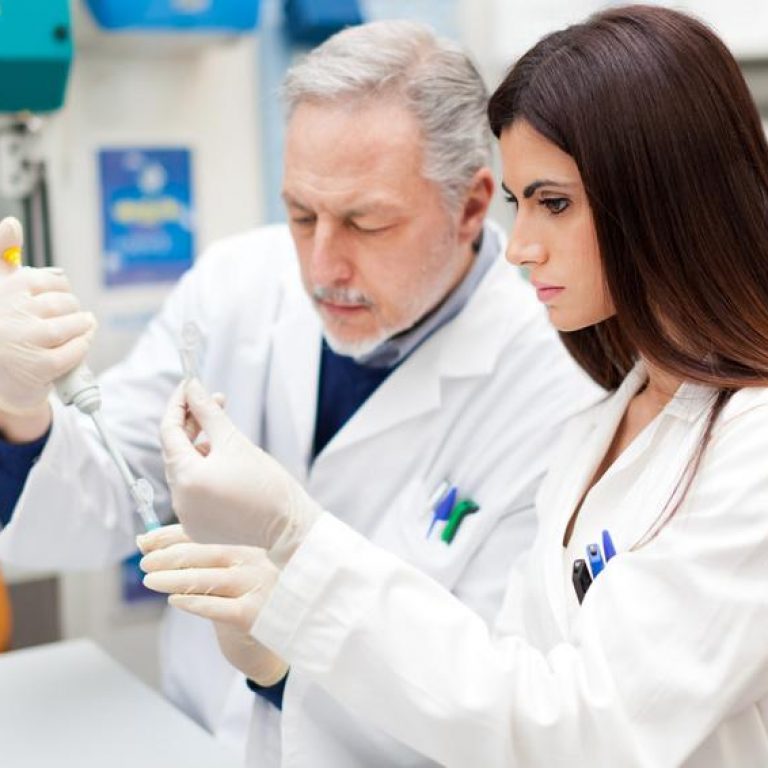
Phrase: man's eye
[
  {"left": 541, "top": 198, "right": 569, "bottom": 214},
  {"left": 504, "top": 193, "right": 518, "bottom": 207},
  {"left": 291, "top": 217, "right": 315, "bottom": 226},
  {"left": 350, "top": 221, "right": 388, "bottom": 233}
]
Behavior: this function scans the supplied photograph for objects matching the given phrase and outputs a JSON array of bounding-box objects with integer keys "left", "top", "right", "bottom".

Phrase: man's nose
[{"left": 308, "top": 220, "right": 354, "bottom": 284}]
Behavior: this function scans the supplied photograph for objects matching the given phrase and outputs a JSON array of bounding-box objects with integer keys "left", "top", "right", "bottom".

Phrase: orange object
[
  {"left": 1, "top": 246, "right": 21, "bottom": 267},
  {"left": 0, "top": 568, "right": 12, "bottom": 652}
]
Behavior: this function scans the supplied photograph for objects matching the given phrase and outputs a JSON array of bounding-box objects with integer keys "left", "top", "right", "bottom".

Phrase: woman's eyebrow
[{"left": 523, "top": 179, "right": 575, "bottom": 198}]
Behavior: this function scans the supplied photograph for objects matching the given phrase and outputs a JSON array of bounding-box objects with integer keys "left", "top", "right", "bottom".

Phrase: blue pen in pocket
[
  {"left": 426, "top": 486, "right": 457, "bottom": 539},
  {"left": 602, "top": 529, "right": 617, "bottom": 561},
  {"left": 586, "top": 542, "right": 605, "bottom": 578}
]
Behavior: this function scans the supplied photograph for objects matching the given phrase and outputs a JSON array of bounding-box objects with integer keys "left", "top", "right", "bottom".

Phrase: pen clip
[
  {"left": 602, "top": 529, "right": 617, "bottom": 561},
  {"left": 426, "top": 484, "right": 456, "bottom": 539},
  {"left": 586, "top": 542, "right": 605, "bottom": 578},
  {"left": 441, "top": 499, "right": 480, "bottom": 544}
]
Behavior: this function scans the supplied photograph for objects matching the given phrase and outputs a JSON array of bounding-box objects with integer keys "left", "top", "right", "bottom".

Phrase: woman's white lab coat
[
  {"left": 0, "top": 223, "right": 599, "bottom": 765},
  {"left": 253, "top": 362, "right": 768, "bottom": 768}
]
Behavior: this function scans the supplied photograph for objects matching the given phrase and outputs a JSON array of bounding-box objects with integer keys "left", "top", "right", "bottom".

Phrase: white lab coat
[
  {"left": 0, "top": 222, "right": 599, "bottom": 766},
  {"left": 253, "top": 361, "right": 768, "bottom": 768}
]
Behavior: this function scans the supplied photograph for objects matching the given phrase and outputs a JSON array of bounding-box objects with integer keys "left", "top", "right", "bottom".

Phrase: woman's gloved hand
[
  {"left": 160, "top": 379, "right": 323, "bottom": 566},
  {"left": 137, "top": 524, "right": 288, "bottom": 686}
]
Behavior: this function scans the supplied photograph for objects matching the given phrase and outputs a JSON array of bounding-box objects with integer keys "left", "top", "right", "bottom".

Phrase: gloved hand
[
  {"left": 138, "top": 524, "right": 288, "bottom": 686},
  {"left": 160, "top": 379, "right": 323, "bottom": 566},
  {"left": 0, "top": 217, "right": 97, "bottom": 416}
]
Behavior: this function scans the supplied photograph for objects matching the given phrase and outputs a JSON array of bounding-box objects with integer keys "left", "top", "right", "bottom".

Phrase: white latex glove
[
  {"left": 160, "top": 379, "right": 322, "bottom": 566},
  {"left": 0, "top": 217, "right": 97, "bottom": 415},
  {"left": 137, "top": 524, "right": 288, "bottom": 686}
]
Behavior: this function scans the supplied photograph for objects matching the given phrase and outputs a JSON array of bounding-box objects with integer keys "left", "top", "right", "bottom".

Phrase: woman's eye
[
  {"left": 292, "top": 217, "right": 315, "bottom": 226},
  {"left": 504, "top": 193, "right": 518, "bottom": 207},
  {"left": 541, "top": 198, "right": 569, "bottom": 214}
]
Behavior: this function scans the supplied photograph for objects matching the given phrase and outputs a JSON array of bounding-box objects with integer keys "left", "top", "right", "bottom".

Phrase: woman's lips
[{"left": 531, "top": 281, "right": 564, "bottom": 303}]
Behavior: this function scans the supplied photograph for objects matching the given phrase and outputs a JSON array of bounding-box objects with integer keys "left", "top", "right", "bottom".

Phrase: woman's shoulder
[
  {"left": 721, "top": 385, "right": 768, "bottom": 424},
  {"left": 703, "top": 385, "right": 768, "bottom": 467}
]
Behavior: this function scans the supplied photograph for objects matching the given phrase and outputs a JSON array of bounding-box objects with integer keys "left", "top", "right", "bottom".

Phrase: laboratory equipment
[
  {"left": 0, "top": 0, "right": 72, "bottom": 113},
  {"left": 55, "top": 364, "right": 161, "bottom": 531},
  {"left": 0, "top": 0, "right": 73, "bottom": 269},
  {"left": 84, "top": 0, "right": 261, "bottom": 33}
]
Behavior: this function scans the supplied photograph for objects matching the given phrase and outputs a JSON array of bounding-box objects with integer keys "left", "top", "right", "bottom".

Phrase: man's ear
[{"left": 456, "top": 167, "right": 494, "bottom": 248}]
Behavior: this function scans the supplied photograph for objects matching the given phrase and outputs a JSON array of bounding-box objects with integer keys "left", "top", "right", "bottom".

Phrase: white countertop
[{"left": 0, "top": 638, "right": 242, "bottom": 767}]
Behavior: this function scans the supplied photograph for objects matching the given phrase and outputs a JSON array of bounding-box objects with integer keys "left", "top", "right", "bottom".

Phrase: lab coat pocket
[{"left": 370, "top": 477, "right": 482, "bottom": 589}]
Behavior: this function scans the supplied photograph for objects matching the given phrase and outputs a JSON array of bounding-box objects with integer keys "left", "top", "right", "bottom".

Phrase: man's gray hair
[{"left": 282, "top": 20, "right": 491, "bottom": 211}]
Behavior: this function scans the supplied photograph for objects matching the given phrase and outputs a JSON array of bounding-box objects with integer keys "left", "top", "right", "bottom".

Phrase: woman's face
[{"left": 500, "top": 120, "right": 615, "bottom": 332}]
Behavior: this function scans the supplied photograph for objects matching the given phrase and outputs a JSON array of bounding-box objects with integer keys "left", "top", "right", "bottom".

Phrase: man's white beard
[
  {"left": 322, "top": 324, "right": 395, "bottom": 359},
  {"left": 312, "top": 284, "right": 404, "bottom": 360}
]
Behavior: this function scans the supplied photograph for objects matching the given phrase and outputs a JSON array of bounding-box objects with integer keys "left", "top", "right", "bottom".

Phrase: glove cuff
[{"left": 267, "top": 498, "right": 323, "bottom": 569}]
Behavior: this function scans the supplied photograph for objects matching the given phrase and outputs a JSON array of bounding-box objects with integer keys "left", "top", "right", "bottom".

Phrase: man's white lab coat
[{"left": 0, "top": 222, "right": 599, "bottom": 766}]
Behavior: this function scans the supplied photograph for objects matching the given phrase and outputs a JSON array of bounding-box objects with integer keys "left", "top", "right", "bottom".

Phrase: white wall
[
  {"left": 467, "top": 0, "right": 768, "bottom": 78},
  {"left": 46, "top": 6, "right": 264, "bottom": 372}
]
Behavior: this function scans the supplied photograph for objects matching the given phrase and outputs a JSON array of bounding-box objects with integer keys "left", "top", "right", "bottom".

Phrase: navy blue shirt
[
  {"left": 0, "top": 429, "right": 49, "bottom": 527},
  {"left": 312, "top": 340, "right": 395, "bottom": 458}
]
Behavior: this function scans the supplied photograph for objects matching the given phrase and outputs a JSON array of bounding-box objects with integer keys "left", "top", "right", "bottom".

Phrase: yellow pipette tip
[{"left": 2, "top": 246, "right": 21, "bottom": 267}]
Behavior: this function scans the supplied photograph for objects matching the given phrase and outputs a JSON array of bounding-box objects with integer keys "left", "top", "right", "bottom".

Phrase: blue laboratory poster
[{"left": 99, "top": 147, "right": 195, "bottom": 286}]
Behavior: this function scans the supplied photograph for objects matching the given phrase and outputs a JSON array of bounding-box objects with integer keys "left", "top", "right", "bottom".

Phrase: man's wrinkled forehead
[{"left": 281, "top": 184, "right": 409, "bottom": 218}]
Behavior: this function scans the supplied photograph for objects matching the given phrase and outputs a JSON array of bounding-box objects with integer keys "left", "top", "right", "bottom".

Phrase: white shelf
[{"left": 1, "top": 562, "right": 59, "bottom": 586}]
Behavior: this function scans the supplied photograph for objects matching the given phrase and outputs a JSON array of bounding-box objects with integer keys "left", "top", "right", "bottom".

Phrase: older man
[{"left": 0, "top": 20, "right": 597, "bottom": 767}]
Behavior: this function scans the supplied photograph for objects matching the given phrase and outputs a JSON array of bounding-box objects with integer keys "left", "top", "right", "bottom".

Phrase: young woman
[{"left": 140, "top": 6, "right": 768, "bottom": 766}]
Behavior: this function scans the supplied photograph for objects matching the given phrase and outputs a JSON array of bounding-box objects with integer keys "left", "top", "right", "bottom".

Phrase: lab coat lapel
[
  {"left": 542, "top": 363, "right": 646, "bottom": 635},
  {"left": 320, "top": 259, "right": 521, "bottom": 458},
  {"left": 269, "top": 288, "right": 323, "bottom": 467},
  {"left": 319, "top": 338, "right": 443, "bottom": 457}
]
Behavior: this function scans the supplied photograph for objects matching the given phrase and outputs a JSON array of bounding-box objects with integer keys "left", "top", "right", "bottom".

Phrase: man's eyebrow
[
  {"left": 281, "top": 192, "right": 311, "bottom": 211},
  {"left": 345, "top": 202, "right": 403, "bottom": 217}
]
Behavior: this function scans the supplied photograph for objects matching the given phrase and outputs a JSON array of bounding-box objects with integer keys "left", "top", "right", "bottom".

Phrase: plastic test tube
[{"left": 179, "top": 321, "right": 202, "bottom": 380}]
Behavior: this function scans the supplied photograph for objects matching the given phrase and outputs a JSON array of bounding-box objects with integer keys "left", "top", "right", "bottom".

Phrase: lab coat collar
[
  {"left": 624, "top": 359, "right": 716, "bottom": 424},
  {"left": 321, "top": 243, "right": 527, "bottom": 457},
  {"left": 269, "top": 281, "right": 323, "bottom": 466},
  {"left": 551, "top": 362, "right": 645, "bottom": 531},
  {"left": 664, "top": 379, "right": 717, "bottom": 423},
  {"left": 436, "top": 222, "right": 539, "bottom": 378}
]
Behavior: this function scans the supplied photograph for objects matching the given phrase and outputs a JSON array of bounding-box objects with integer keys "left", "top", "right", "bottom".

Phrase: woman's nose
[{"left": 505, "top": 235, "right": 546, "bottom": 267}]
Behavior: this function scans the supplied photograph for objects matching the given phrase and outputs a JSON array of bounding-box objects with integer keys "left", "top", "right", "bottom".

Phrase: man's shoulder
[
  {"left": 169, "top": 223, "right": 305, "bottom": 325},
  {"left": 195, "top": 223, "right": 298, "bottom": 280}
]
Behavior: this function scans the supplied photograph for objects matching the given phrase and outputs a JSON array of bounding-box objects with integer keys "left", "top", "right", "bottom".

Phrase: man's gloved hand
[
  {"left": 160, "top": 379, "right": 323, "bottom": 567},
  {"left": 137, "top": 524, "right": 288, "bottom": 686},
  {"left": 0, "top": 217, "right": 97, "bottom": 416}
]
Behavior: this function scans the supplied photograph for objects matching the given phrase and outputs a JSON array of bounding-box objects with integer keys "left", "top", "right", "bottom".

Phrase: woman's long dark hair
[
  {"left": 489, "top": 4, "right": 768, "bottom": 392},
  {"left": 488, "top": 5, "right": 768, "bottom": 539}
]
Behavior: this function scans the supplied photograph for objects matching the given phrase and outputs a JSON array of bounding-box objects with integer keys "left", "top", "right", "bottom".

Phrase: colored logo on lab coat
[{"left": 99, "top": 147, "right": 195, "bottom": 286}]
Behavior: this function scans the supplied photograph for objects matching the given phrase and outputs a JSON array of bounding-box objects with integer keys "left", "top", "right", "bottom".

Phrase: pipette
[
  {"left": 53, "top": 347, "right": 161, "bottom": 532},
  {"left": 1, "top": 217, "right": 161, "bottom": 532}
]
